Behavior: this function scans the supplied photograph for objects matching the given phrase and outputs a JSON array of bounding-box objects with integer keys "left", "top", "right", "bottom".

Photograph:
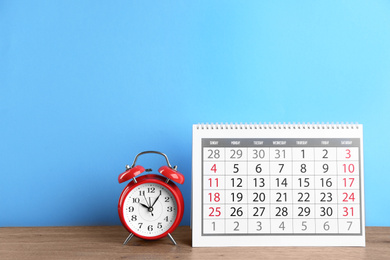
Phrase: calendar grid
[{"left": 201, "top": 138, "right": 363, "bottom": 236}]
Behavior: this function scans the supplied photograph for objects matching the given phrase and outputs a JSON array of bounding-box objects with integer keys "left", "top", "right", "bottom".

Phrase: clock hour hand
[{"left": 139, "top": 202, "right": 149, "bottom": 209}]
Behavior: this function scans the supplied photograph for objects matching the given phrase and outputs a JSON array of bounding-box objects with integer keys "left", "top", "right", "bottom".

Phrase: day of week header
[{"left": 203, "top": 138, "right": 360, "bottom": 147}]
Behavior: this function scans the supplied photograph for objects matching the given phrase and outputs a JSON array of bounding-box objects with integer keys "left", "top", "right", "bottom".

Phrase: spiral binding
[{"left": 195, "top": 123, "right": 360, "bottom": 130}]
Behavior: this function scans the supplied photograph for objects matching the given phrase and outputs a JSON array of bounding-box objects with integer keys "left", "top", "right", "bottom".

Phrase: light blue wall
[{"left": 1, "top": 1, "right": 389, "bottom": 227}]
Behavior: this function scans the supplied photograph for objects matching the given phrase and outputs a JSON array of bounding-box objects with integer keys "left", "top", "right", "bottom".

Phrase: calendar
[{"left": 192, "top": 123, "right": 365, "bottom": 247}]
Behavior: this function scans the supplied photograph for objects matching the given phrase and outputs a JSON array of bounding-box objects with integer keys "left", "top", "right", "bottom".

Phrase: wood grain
[{"left": 0, "top": 226, "right": 389, "bottom": 260}]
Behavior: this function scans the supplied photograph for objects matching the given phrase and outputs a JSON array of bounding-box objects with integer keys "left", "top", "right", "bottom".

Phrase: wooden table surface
[{"left": 0, "top": 226, "right": 389, "bottom": 259}]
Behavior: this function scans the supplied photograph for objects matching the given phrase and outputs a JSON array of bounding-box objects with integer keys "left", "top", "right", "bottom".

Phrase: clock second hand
[
  {"left": 142, "top": 193, "right": 154, "bottom": 216},
  {"left": 148, "top": 197, "right": 154, "bottom": 216},
  {"left": 143, "top": 193, "right": 150, "bottom": 207}
]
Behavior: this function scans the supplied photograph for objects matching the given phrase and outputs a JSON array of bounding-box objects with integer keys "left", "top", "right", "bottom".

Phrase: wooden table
[{"left": 0, "top": 226, "right": 389, "bottom": 259}]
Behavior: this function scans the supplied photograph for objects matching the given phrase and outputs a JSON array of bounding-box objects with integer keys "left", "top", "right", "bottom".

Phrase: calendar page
[{"left": 192, "top": 123, "right": 365, "bottom": 247}]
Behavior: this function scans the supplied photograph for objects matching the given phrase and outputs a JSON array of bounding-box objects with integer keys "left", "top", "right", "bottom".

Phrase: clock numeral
[
  {"left": 148, "top": 225, "right": 153, "bottom": 231},
  {"left": 148, "top": 187, "right": 156, "bottom": 193},
  {"left": 138, "top": 223, "right": 143, "bottom": 229},
  {"left": 131, "top": 215, "right": 137, "bottom": 221},
  {"left": 165, "top": 197, "right": 170, "bottom": 202},
  {"left": 132, "top": 198, "right": 140, "bottom": 203},
  {"left": 164, "top": 216, "right": 169, "bottom": 222},
  {"left": 128, "top": 206, "right": 134, "bottom": 212},
  {"left": 167, "top": 206, "right": 173, "bottom": 212},
  {"left": 157, "top": 222, "right": 162, "bottom": 229}
]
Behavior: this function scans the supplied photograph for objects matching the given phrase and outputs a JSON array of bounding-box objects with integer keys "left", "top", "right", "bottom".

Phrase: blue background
[{"left": 1, "top": 1, "right": 390, "bottom": 227}]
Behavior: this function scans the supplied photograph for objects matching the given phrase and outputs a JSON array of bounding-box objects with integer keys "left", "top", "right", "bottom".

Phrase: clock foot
[
  {"left": 167, "top": 233, "right": 177, "bottom": 245},
  {"left": 123, "top": 233, "right": 134, "bottom": 245}
]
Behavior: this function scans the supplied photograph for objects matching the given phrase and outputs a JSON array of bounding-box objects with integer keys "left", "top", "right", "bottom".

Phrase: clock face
[{"left": 122, "top": 182, "right": 178, "bottom": 238}]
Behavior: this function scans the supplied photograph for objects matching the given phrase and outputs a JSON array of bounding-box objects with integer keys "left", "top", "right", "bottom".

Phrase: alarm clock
[{"left": 118, "top": 151, "right": 185, "bottom": 245}]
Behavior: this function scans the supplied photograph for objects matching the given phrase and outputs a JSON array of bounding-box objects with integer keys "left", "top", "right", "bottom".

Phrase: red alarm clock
[{"left": 118, "top": 151, "right": 185, "bottom": 245}]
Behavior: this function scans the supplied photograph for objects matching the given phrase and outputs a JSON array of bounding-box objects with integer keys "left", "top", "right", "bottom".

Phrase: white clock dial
[{"left": 123, "top": 183, "right": 177, "bottom": 237}]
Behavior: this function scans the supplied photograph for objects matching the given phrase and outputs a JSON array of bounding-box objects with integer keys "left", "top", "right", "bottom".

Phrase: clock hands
[{"left": 140, "top": 190, "right": 162, "bottom": 217}]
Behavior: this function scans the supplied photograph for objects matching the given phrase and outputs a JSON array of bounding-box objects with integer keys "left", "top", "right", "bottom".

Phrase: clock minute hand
[{"left": 151, "top": 190, "right": 162, "bottom": 207}]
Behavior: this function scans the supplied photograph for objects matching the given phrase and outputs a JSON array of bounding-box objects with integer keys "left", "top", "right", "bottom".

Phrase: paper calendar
[{"left": 192, "top": 123, "right": 365, "bottom": 247}]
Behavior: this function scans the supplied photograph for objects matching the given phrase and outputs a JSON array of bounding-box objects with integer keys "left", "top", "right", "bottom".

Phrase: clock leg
[
  {"left": 167, "top": 233, "right": 177, "bottom": 245},
  {"left": 123, "top": 233, "right": 134, "bottom": 245}
]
